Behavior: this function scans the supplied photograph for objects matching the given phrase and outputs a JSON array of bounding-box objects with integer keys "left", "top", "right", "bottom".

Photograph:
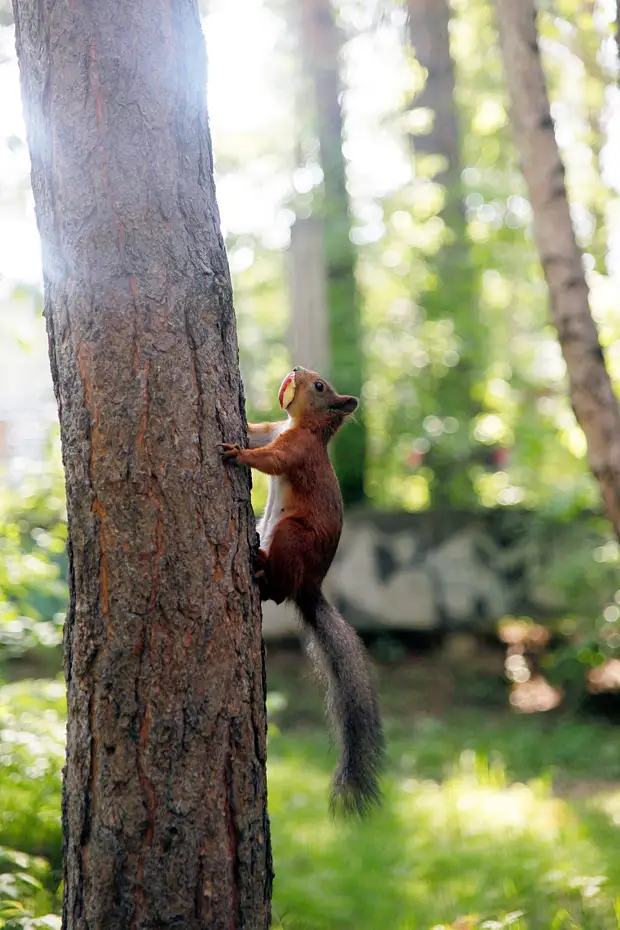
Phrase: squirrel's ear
[{"left": 331, "top": 395, "right": 358, "bottom": 414}]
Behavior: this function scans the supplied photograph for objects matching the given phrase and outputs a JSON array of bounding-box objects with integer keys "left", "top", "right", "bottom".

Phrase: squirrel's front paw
[{"left": 220, "top": 442, "right": 244, "bottom": 464}]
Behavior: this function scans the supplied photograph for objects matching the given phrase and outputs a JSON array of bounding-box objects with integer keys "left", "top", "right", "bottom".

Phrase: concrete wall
[{"left": 261, "top": 508, "right": 613, "bottom": 638}]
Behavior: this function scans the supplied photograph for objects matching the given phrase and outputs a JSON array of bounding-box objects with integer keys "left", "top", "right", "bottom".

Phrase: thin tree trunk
[
  {"left": 616, "top": 0, "right": 620, "bottom": 75},
  {"left": 12, "top": 1, "right": 272, "bottom": 928},
  {"left": 573, "top": 12, "right": 607, "bottom": 274},
  {"left": 406, "top": 0, "right": 481, "bottom": 507},
  {"left": 495, "top": 0, "right": 620, "bottom": 540},
  {"left": 407, "top": 0, "right": 465, "bottom": 234},
  {"left": 297, "top": 0, "right": 366, "bottom": 506}
]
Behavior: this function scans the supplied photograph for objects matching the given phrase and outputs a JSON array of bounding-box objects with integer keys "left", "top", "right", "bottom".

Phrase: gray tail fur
[{"left": 295, "top": 592, "right": 385, "bottom": 817}]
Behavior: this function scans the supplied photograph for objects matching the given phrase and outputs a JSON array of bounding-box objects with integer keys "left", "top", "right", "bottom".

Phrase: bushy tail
[{"left": 295, "top": 592, "right": 385, "bottom": 817}]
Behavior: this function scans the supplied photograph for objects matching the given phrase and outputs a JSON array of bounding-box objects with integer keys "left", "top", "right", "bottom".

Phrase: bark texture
[
  {"left": 495, "top": 0, "right": 620, "bottom": 540},
  {"left": 297, "top": 0, "right": 366, "bottom": 506},
  {"left": 12, "top": 1, "right": 272, "bottom": 927}
]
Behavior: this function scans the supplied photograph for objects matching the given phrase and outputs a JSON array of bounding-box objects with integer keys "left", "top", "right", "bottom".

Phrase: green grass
[
  {"left": 3, "top": 654, "right": 620, "bottom": 929},
  {"left": 268, "top": 732, "right": 618, "bottom": 929},
  {"left": 266, "top": 654, "right": 620, "bottom": 929}
]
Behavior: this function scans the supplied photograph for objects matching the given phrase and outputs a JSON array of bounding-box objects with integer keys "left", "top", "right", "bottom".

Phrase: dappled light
[
  {"left": 265, "top": 666, "right": 620, "bottom": 929},
  {"left": 509, "top": 676, "right": 563, "bottom": 714},
  {"left": 2, "top": 0, "right": 620, "bottom": 925},
  {"left": 3, "top": 0, "right": 619, "bottom": 513},
  {"left": 4, "top": 670, "right": 620, "bottom": 928}
]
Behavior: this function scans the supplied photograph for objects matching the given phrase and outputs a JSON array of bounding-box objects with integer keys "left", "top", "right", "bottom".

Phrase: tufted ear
[{"left": 330, "top": 394, "right": 358, "bottom": 414}]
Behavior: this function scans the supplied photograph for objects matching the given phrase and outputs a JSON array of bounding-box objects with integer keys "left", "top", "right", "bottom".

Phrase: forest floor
[
  {"left": 266, "top": 644, "right": 620, "bottom": 930},
  {"left": 2, "top": 645, "right": 620, "bottom": 929}
]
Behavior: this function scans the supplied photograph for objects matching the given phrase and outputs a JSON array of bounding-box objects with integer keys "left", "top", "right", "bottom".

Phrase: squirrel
[{"left": 220, "top": 366, "right": 385, "bottom": 817}]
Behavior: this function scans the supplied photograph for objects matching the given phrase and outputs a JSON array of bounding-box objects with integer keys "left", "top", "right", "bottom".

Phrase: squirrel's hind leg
[
  {"left": 255, "top": 517, "right": 315, "bottom": 605},
  {"left": 254, "top": 548, "right": 274, "bottom": 602}
]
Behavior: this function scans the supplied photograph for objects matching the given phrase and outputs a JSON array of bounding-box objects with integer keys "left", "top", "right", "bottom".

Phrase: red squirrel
[{"left": 221, "top": 366, "right": 384, "bottom": 816}]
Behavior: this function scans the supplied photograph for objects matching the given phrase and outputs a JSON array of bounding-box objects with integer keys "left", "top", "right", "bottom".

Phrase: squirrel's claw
[{"left": 220, "top": 442, "right": 243, "bottom": 463}]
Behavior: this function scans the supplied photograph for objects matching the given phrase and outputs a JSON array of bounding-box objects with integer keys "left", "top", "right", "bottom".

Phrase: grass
[{"left": 2, "top": 650, "right": 620, "bottom": 929}]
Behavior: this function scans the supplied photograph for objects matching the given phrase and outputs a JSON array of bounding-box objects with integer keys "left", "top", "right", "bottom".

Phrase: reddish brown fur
[
  {"left": 221, "top": 368, "right": 384, "bottom": 817},
  {"left": 221, "top": 367, "right": 356, "bottom": 604}
]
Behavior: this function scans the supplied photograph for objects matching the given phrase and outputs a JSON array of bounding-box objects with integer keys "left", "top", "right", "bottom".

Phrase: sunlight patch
[{"left": 396, "top": 773, "right": 566, "bottom": 841}]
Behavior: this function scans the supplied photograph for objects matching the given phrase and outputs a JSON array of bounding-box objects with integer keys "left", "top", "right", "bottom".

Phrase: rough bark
[
  {"left": 495, "top": 0, "right": 620, "bottom": 541},
  {"left": 12, "top": 1, "right": 272, "bottom": 928},
  {"left": 297, "top": 0, "right": 366, "bottom": 506}
]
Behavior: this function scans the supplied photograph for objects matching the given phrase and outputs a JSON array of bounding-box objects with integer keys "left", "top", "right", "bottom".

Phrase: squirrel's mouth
[{"left": 278, "top": 371, "right": 297, "bottom": 409}]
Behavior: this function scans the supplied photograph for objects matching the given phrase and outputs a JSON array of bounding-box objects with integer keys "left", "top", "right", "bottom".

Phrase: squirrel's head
[{"left": 278, "top": 367, "right": 358, "bottom": 436}]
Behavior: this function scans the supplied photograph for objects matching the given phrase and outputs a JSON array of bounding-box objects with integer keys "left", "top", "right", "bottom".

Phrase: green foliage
[
  {"left": 4, "top": 668, "right": 620, "bottom": 929},
  {"left": 0, "top": 680, "right": 62, "bottom": 930},
  {"left": 358, "top": 0, "right": 615, "bottom": 513},
  {"left": 3, "top": 2, "right": 620, "bottom": 921},
  {"left": 0, "top": 680, "right": 64, "bottom": 870},
  {"left": 205, "top": 0, "right": 620, "bottom": 517},
  {"left": 0, "top": 846, "right": 61, "bottom": 930},
  {"left": 512, "top": 516, "right": 620, "bottom": 704},
  {"left": 0, "top": 453, "right": 67, "bottom": 669},
  {"left": 3, "top": 2, "right": 620, "bottom": 917}
]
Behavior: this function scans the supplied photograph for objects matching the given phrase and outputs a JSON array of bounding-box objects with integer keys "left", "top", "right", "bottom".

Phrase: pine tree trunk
[
  {"left": 11, "top": 1, "right": 272, "bottom": 927},
  {"left": 495, "top": 0, "right": 620, "bottom": 540},
  {"left": 297, "top": 0, "right": 366, "bottom": 506}
]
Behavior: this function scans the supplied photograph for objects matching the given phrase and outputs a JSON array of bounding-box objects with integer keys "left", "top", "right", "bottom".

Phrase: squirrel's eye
[{"left": 314, "top": 381, "right": 324, "bottom": 392}]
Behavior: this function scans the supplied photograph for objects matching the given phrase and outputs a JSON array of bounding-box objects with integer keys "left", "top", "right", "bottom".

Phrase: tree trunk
[
  {"left": 495, "top": 0, "right": 620, "bottom": 540},
  {"left": 616, "top": 0, "right": 620, "bottom": 76},
  {"left": 407, "top": 0, "right": 464, "bottom": 233},
  {"left": 12, "top": 2, "right": 272, "bottom": 928},
  {"left": 406, "top": 0, "right": 481, "bottom": 507},
  {"left": 297, "top": 0, "right": 366, "bottom": 506},
  {"left": 288, "top": 217, "right": 331, "bottom": 376}
]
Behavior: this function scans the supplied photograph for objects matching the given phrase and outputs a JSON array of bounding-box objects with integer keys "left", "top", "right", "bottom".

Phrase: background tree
[
  {"left": 405, "top": 0, "right": 483, "bottom": 506},
  {"left": 495, "top": 0, "right": 620, "bottom": 541},
  {"left": 11, "top": 0, "right": 272, "bottom": 927},
  {"left": 5, "top": 1, "right": 620, "bottom": 927},
  {"left": 296, "top": 0, "right": 366, "bottom": 505},
  {"left": 407, "top": 0, "right": 462, "bottom": 209}
]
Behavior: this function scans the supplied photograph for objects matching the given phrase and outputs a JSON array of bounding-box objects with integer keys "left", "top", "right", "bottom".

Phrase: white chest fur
[{"left": 256, "top": 418, "right": 292, "bottom": 551}]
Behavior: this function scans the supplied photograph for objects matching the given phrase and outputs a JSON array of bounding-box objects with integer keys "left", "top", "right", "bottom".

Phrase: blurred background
[{"left": 2, "top": 0, "right": 620, "bottom": 928}]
